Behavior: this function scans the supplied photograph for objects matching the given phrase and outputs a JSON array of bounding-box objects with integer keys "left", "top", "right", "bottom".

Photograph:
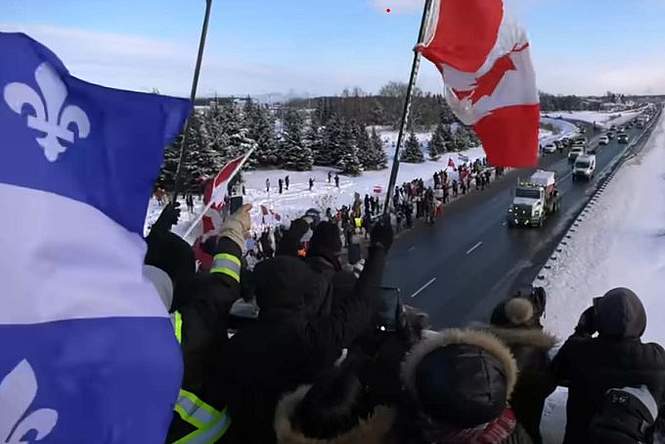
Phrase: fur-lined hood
[
  {"left": 402, "top": 328, "right": 519, "bottom": 402},
  {"left": 274, "top": 385, "right": 396, "bottom": 444},
  {"left": 487, "top": 326, "right": 558, "bottom": 351}
]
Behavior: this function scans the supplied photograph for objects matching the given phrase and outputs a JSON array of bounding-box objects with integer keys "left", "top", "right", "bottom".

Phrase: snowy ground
[
  {"left": 538, "top": 111, "right": 665, "bottom": 444},
  {"left": 146, "top": 119, "right": 579, "bottom": 241},
  {"left": 542, "top": 109, "right": 644, "bottom": 129}
]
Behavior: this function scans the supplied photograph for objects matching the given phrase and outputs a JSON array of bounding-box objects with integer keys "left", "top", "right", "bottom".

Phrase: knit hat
[
  {"left": 504, "top": 298, "right": 535, "bottom": 326},
  {"left": 308, "top": 221, "right": 343, "bottom": 267},
  {"left": 402, "top": 329, "right": 518, "bottom": 429},
  {"left": 254, "top": 256, "right": 314, "bottom": 318}
]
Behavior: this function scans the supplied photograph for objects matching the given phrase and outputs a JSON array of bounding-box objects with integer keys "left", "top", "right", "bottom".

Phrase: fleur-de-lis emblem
[
  {"left": 0, "top": 360, "right": 58, "bottom": 443},
  {"left": 3, "top": 62, "right": 90, "bottom": 162}
]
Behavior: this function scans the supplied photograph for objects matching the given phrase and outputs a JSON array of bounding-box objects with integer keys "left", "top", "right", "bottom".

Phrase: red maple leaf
[{"left": 453, "top": 52, "right": 517, "bottom": 105}]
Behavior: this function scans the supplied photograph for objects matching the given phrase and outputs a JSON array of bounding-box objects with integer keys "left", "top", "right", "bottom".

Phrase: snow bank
[
  {"left": 537, "top": 112, "right": 665, "bottom": 444},
  {"left": 543, "top": 110, "right": 644, "bottom": 129},
  {"left": 540, "top": 112, "right": 665, "bottom": 342}
]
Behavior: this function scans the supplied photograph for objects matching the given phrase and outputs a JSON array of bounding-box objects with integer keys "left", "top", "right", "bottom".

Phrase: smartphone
[
  {"left": 377, "top": 287, "right": 401, "bottom": 333},
  {"left": 229, "top": 195, "right": 243, "bottom": 214}
]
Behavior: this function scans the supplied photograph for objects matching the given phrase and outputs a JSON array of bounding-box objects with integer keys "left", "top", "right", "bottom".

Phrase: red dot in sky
[{"left": 386, "top": 8, "right": 392, "bottom": 13}]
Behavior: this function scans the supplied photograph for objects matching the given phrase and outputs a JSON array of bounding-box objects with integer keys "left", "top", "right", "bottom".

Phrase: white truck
[
  {"left": 572, "top": 154, "right": 596, "bottom": 181},
  {"left": 507, "top": 170, "right": 560, "bottom": 228}
]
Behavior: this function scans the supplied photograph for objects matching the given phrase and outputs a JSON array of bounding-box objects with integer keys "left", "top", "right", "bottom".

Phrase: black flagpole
[
  {"left": 172, "top": 0, "right": 213, "bottom": 201},
  {"left": 383, "top": 0, "right": 433, "bottom": 216}
]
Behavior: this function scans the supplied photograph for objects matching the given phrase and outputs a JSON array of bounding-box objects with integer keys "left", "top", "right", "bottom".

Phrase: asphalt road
[{"left": 384, "top": 116, "right": 656, "bottom": 328}]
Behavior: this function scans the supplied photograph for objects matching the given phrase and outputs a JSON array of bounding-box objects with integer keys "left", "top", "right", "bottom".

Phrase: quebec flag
[{"left": 0, "top": 33, "right": 191, "bottom": 442}]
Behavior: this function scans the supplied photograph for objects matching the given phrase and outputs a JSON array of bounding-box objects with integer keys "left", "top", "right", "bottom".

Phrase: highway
[{"left": 383, "top": 115, "right": 657, "bottom": 328}]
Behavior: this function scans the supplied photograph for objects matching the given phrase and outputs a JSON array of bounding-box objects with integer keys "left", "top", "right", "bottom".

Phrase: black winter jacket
[
  {"left": 551, "top": 292, "right": 665, "bottom": 444},
  {"left": 220, "top": 246, "right": 387, "bottom": 444},
  {"left": 166, "top": 238, "right": 242, "bottom": 443}
]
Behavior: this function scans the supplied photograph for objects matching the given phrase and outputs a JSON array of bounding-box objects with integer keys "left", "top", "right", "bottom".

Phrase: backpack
[{"left": 589, "top": 385, "right": 659, "bottom": 444}]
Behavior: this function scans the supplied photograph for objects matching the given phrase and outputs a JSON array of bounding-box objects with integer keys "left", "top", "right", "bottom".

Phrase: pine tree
[
  {"left": 336, "top": 120, "right": 362, "bottom": 176},
  {"left": 433, "top": 122, "right": 451, "bottom": 154},
  {"left": 367, "top": 127, "right": 388, "bottom": 170},
  {"left": 401, "top": 129, "right": 425, "bottom": 163},
  {"left": 204, "top": 102, "right": 257, "bottom": 169},
  {"left": 281, "top": 109, "right": 313, "bottom": 171},
  {"left": 316, "top": 116, "right": 343, "bottom": 166},
  {"left": 246, "top": 102, "right": 278, "bottom": 166},
  {"left": 304, "top": 124, "right": 323, "bottom": 164},
  {"left": 354, "top": 122, "right": 372, "bottom": 169},
  {"left": 428, "top": 131, "right": 443, "bottom": 160},
  {"left": 158, "top": 112, "right": 215, "bottom": 192}
]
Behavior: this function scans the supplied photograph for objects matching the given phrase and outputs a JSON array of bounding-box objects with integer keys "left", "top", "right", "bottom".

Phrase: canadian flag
[
  {"left": 417, "top": 0, "right": 540, "bottom": 167},
  {"left": 200, "top": 149, "right": 254, "bottom": 235}
]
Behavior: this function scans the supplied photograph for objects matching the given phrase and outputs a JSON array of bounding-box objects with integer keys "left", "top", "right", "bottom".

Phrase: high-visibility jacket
[{"left": 169, "top": 251, "right": 241, "bottom": 444}]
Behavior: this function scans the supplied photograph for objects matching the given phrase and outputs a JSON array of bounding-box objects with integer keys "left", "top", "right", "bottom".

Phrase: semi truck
[{"left": 507, "top": 170, "right": 559, "bottom": 228}]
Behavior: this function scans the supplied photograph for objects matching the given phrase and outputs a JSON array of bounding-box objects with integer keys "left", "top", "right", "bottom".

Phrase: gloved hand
[
  {"left": 370, "top": 220, "right": 393, "bottom": 251},
  {"left": 151, "top": 202, "right": 181, "bottom": 234},
  {"left": 219, "top": 204, "right": 252, "bottom": 250},
  {"left": 574, "top": 306, "right": 596, "bottom": 336}
]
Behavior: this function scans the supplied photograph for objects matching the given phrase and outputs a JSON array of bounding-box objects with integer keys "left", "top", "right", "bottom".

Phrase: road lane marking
[
  {"left": 410, "top": 277, "right": 437, "bottom": 298},
  {"left": 466, "top": 241, "right": 483, "bottom": 255}
]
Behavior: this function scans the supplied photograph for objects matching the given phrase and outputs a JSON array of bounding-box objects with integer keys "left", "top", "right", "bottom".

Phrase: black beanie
[
  {"left": 293, "top": 360, "right": 371, "bottom": 440},
  {"left": 413, "top": 343, "right": 510, "bottom": 428},
  {"left": 309, "top": 222, "right": 342, "bottom": 260}
]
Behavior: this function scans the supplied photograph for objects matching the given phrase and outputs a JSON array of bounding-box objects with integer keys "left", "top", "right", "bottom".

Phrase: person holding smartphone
[{"left": 551, "top": 288, "right": 665, "bottom": 444}]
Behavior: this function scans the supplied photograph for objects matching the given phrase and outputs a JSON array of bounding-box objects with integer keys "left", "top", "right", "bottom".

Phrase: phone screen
[
  {"left": 229, "top": 196, "right": 243, "bottom": 214},
  {"left": 377, "top": 287, "right": 401, "bottom": 332}
]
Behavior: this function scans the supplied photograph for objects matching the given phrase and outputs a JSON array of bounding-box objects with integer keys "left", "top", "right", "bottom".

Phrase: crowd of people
[
  {"left": 390, "top": 158, "right": 504, "bottom": 229},
  {"left": 144, "top": 200, "right": 665, "bottom": 444}
]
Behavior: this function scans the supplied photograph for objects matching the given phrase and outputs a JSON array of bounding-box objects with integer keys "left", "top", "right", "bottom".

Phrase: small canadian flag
[{"left": 417, "top": 0, "right": 540, "bottom": 167}]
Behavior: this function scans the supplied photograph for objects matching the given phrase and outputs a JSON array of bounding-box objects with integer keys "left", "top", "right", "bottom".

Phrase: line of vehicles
[{"left": 508, "top": 109, "right": 657, "bottom": 229}]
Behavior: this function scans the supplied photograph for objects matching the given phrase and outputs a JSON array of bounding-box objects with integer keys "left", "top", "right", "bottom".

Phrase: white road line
[
  {"left": 410, "top": 278, "right": 437, "bottom": 298},
  {"left": 466, "top": 241, "right": 483, "bottom": 255}
]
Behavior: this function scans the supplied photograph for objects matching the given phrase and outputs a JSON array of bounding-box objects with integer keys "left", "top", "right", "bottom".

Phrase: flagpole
[
  {"left": 383, "top": 0, "right": 433, "bottom": 216},
  {"left": 182, "top": 148, "right": 255, "bottom": 239},
  {"left": 172, "top": 0, "right": 214, "bottom": 202}
]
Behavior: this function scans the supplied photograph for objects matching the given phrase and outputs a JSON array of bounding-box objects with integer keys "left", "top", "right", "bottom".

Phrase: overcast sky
[{"left": 4, "top": 0, "right": 665, "bottom": 98}]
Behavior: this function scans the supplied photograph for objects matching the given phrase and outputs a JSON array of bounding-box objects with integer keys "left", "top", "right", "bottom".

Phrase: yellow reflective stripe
[
  {"left": 174, "top": 311, "right": 183, "bottom": 345},
  {"left": 210, "top": 253, "right": 241, "bottom": 283},
  {"left": 212, "top": 267, "right": 240, "bottom": 283},
  {"left": 215, "top": 253, "right": 241, "bottom": 266},
  {"left": 172, "top": 408, "right": 231, "bottom": 444}
]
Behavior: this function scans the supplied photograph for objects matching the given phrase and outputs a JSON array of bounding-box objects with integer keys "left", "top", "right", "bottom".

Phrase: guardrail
[{"left": 532, "top": 106, "right": 662, "bottom": 288}]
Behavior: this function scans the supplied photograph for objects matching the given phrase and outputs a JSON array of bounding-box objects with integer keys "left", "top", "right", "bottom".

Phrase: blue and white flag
[{"left": 0, "top": 33, "right": 191, "bottom": 443}]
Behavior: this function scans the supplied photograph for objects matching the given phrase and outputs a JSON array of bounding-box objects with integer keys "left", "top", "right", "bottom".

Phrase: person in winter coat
[
  {"left": 489, "top": 298, "right": 558, "bottom": 444},
  {"left": 148, "top": 203, "right": 251, "bottom": 443},
  {"left": 274, "top": 356, "right": 395, "bottom": 444},
  {"left": 305, "top": 221, "right": 357, "bottom": 318},
  {"left": 551, "top": 288, "right": 665, "bottom": 444},
  {"left": 220, "top": 222, "right": 394, "bottom": 444},
  {"left": 395, "top": 328, "right": 533, "bottom": 444}
]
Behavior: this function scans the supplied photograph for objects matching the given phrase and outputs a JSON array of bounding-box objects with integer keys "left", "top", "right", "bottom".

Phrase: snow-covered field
[
  {"left": 543, "top": 109, "right": 644, "bottom": 129},
  {"left": 146, "top": 119, "right": 579, "bottom": 240},
  {"left": 538, "top": 112, "right": 665, "bottom": 444}
]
